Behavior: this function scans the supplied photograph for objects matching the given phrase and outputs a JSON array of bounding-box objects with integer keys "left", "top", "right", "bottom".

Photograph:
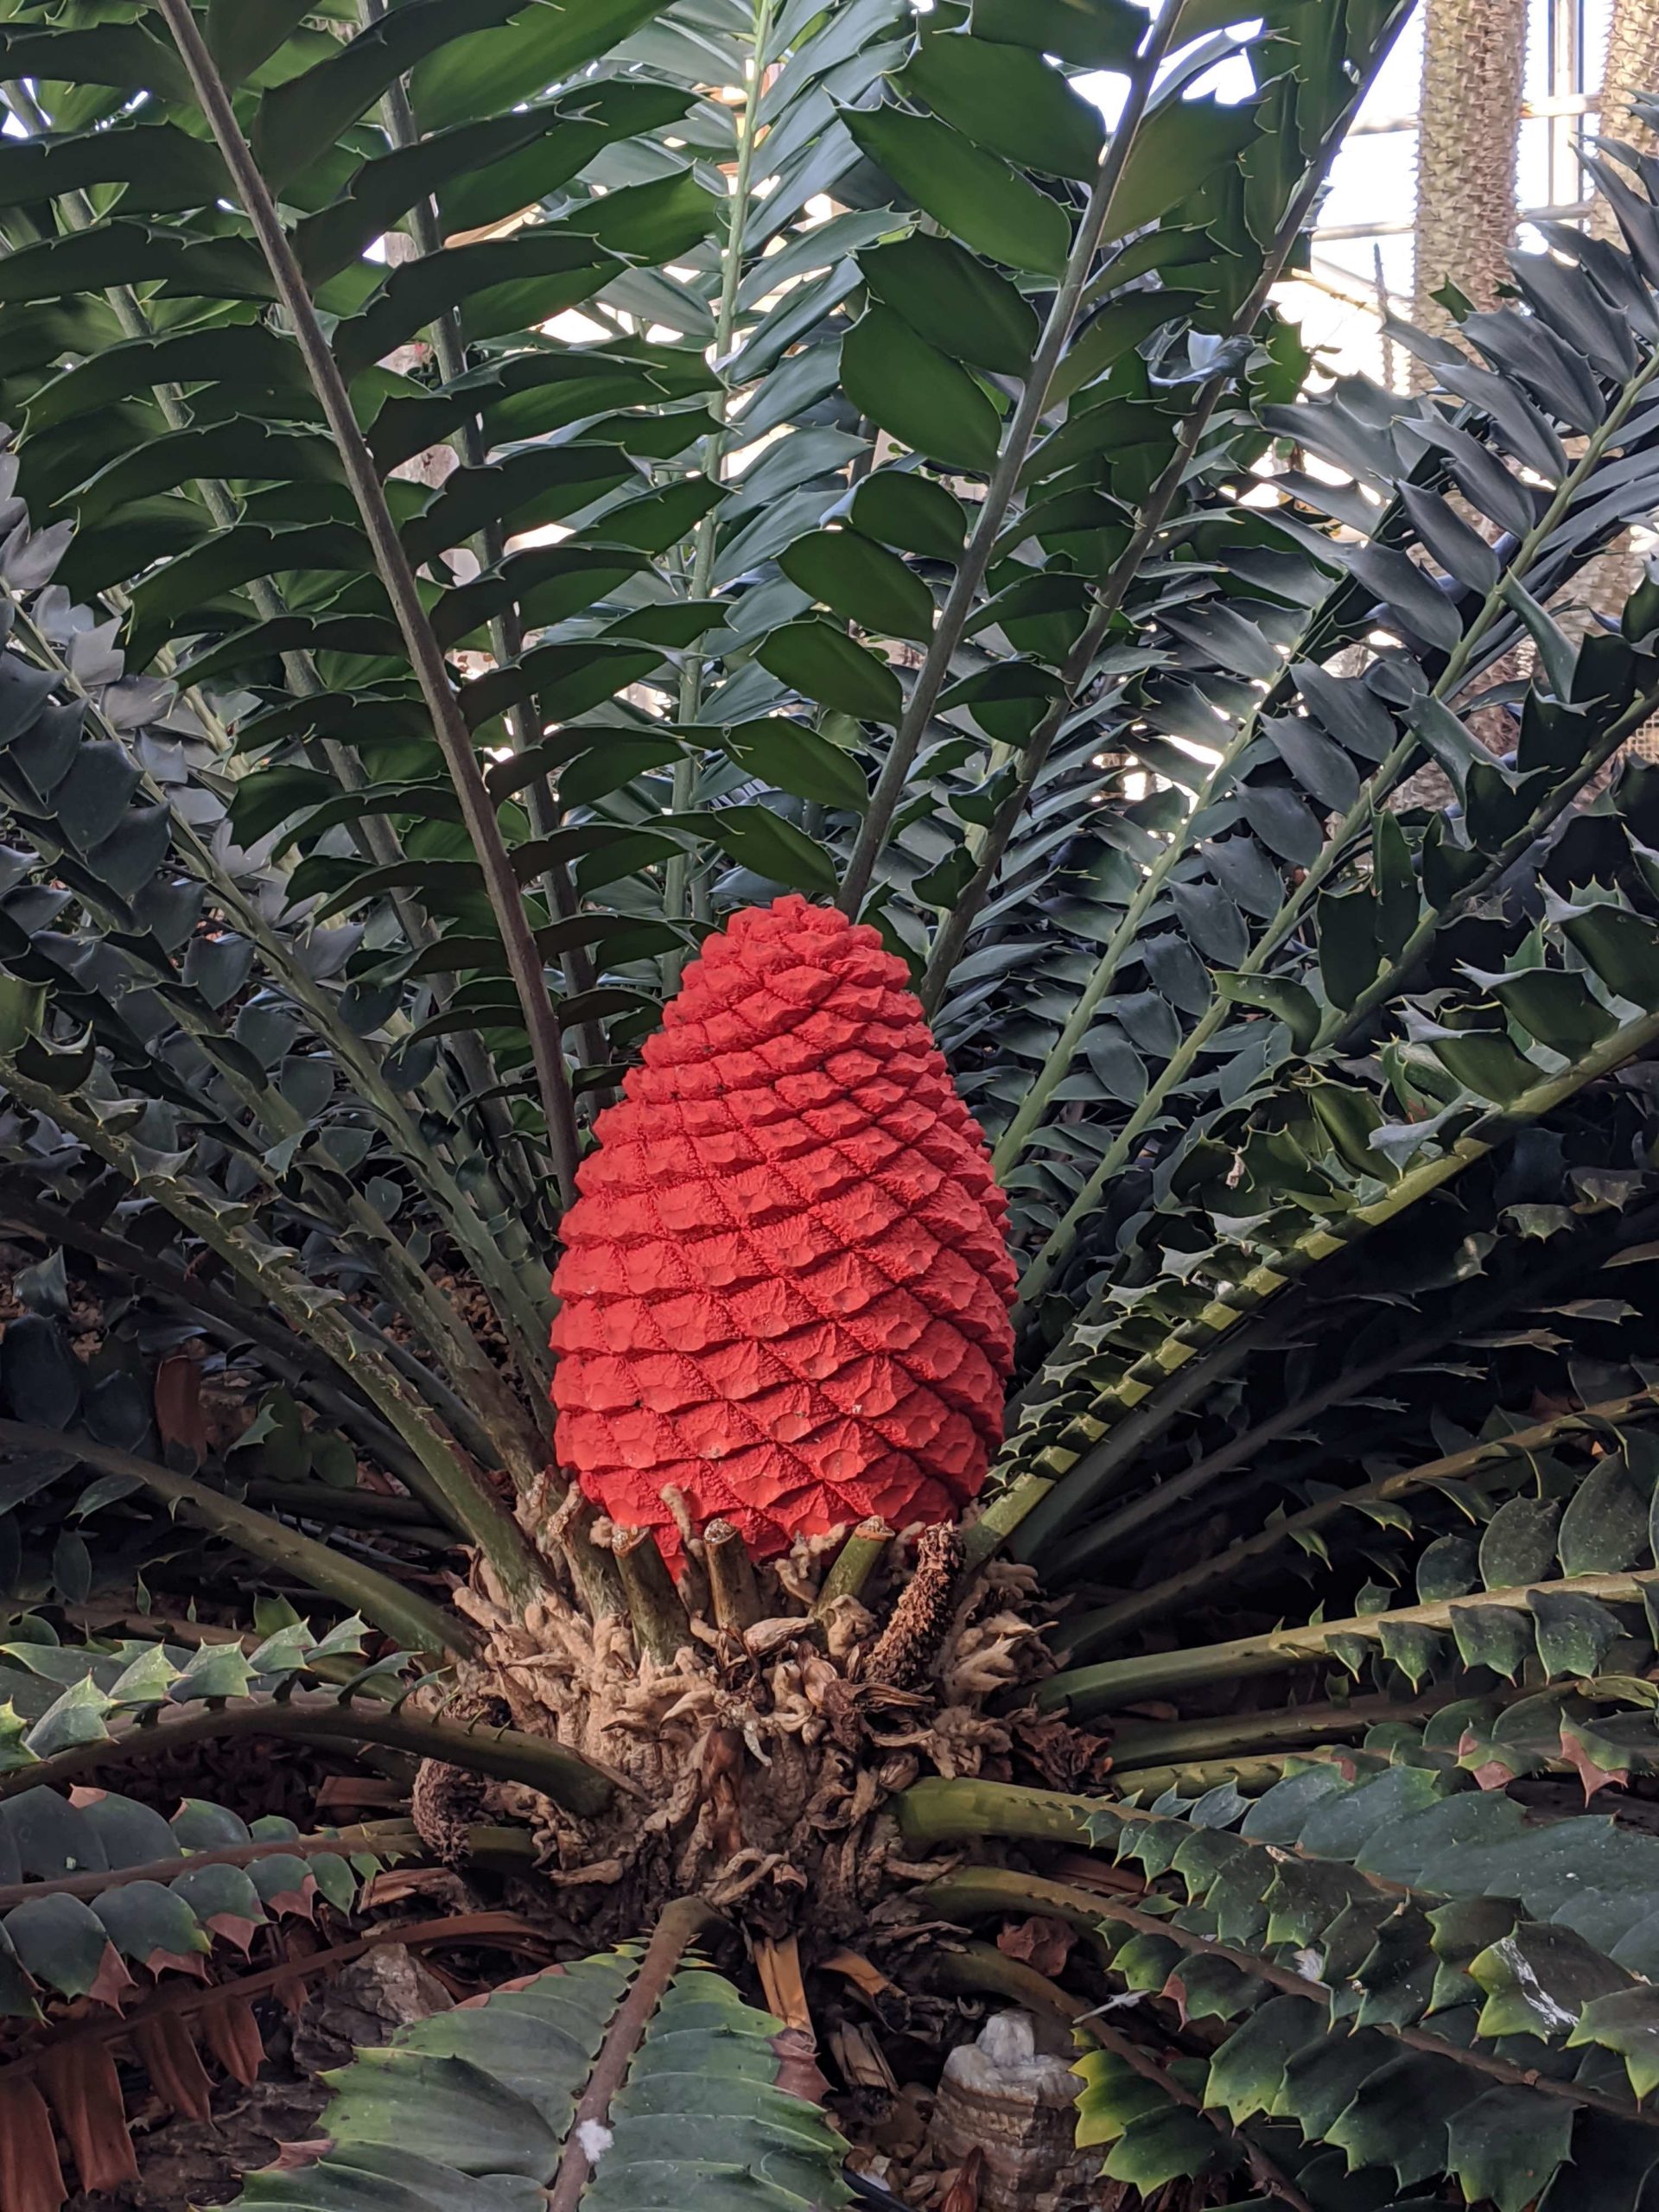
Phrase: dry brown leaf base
[{"left": 431, "top": 1526, "right": 1096, "bottom": 1948}]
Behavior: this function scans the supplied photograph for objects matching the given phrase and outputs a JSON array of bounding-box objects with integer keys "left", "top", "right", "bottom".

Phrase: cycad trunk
[
  {"left": 450, "top": 1525, "right": 1071, "bottom": 1945},
  {"left": 1411, "top": 0, "right": 1527, "bottom": 366}
]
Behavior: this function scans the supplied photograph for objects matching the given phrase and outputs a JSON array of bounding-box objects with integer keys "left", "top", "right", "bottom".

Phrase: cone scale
[{"left": 551, "top": 897, "right": 1016, "bottom": 1564}]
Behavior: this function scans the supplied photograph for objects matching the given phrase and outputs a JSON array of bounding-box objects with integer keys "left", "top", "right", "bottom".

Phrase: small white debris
[
  {"left": 1293, "top": 1949, "right": 1325, "bottom": 1984},
  {"left": 576, "top": 2121, "right": 614, "bottom": 2167},
  {"left": 1077, "top": 1990, "right": 1145, "bottom": 2021}
]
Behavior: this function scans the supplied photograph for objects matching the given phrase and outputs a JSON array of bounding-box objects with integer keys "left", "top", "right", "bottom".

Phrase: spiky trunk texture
[{"left": 1411, "top": 0, "right": 1526, "bottom": 373}]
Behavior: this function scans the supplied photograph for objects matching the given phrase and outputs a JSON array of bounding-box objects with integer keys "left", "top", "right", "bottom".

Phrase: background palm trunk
[
  {"left": 1598, "top": 0, "right": 1659, "bottom": 218},
  {"left": 1586, "top": 0, "right": 1659, "bottom": 764},
  {"left": 1411, "top": 0, "right": 1528, "bottom": 368},
  {"left": 1400, "top": 0, "right": 1529, "bottom": 807}
]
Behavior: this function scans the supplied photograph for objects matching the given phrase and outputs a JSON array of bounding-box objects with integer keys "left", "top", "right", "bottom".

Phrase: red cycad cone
[{"left": 550, "top": 895, "right": 1016, "bottom": 1564}]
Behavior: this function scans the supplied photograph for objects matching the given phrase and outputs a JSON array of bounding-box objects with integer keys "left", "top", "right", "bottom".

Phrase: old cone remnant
[{"left": 550, "top": 895, "right": 1016, "bottom": 1561}]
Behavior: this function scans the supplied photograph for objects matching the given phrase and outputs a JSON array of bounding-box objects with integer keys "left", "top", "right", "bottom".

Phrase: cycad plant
[{"left": 10, "top": 0, "right": 1659, "bottom": 2205}]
